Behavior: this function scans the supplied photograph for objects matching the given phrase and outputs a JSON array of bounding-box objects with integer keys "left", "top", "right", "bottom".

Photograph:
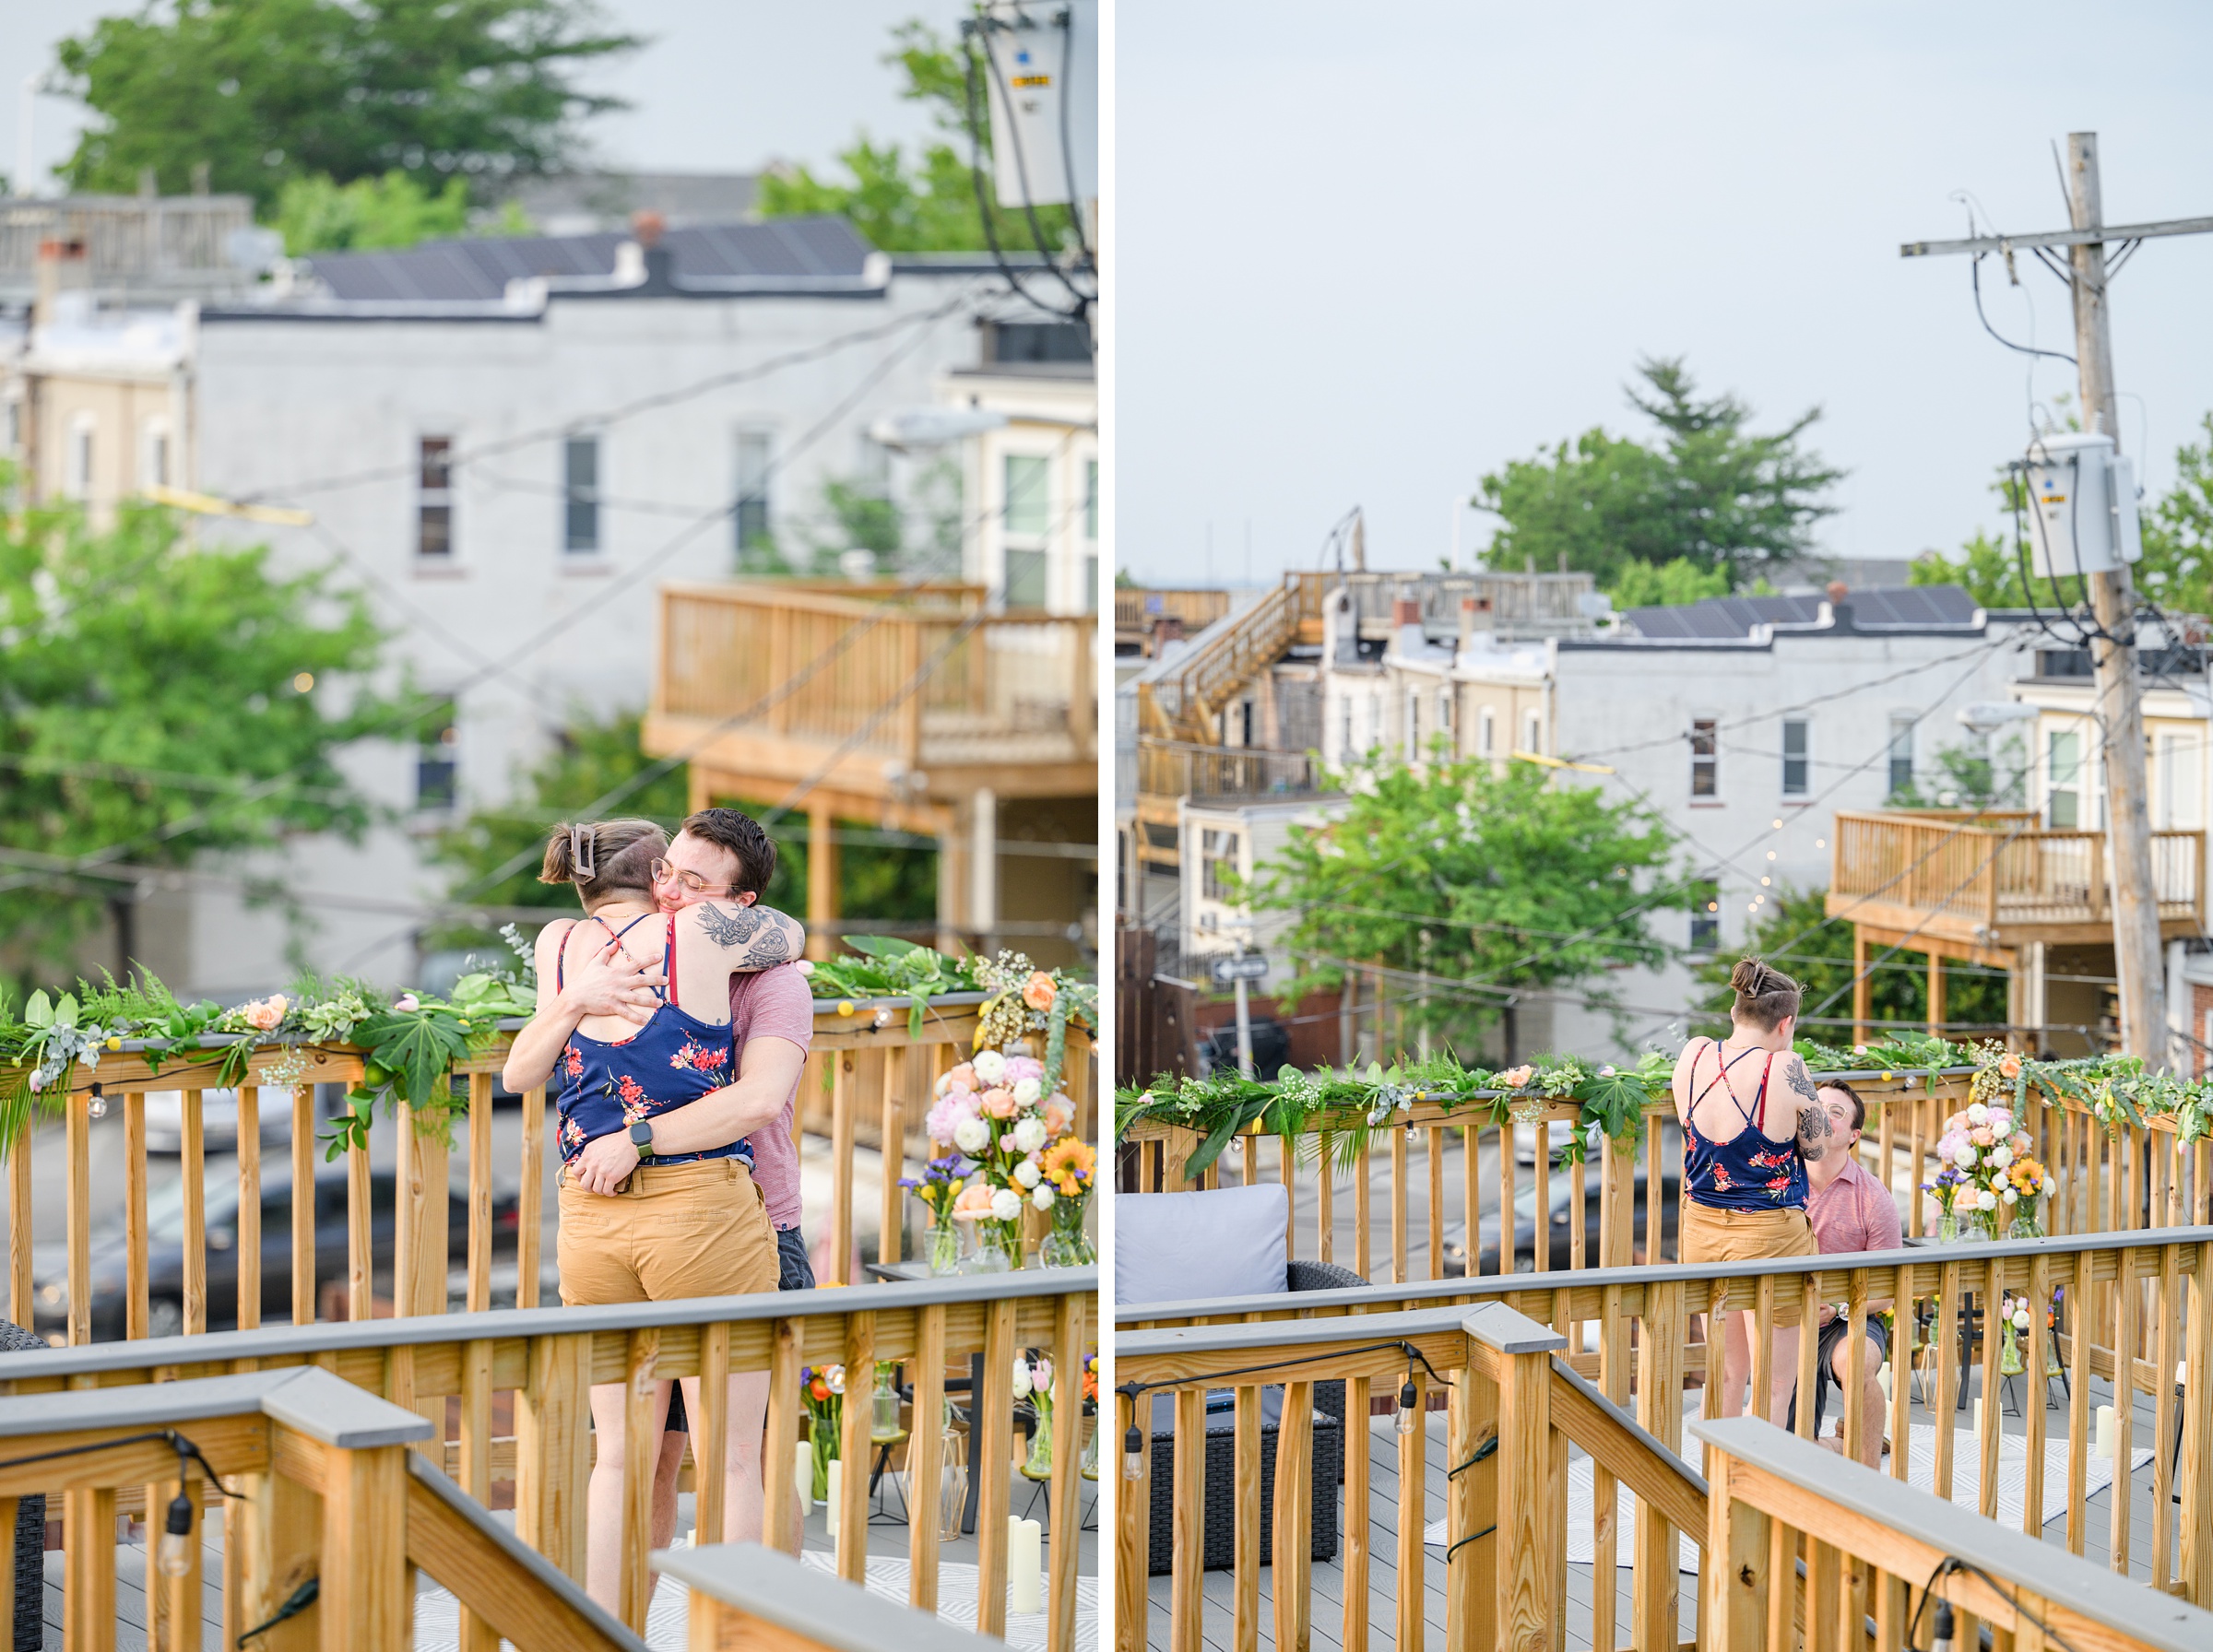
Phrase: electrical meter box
[
  {"left": 2025, "top": 431, "right": 2142, "bottom": 580},
  {"left": 979, "top": 0, "right": 1098, "bottom": 209}
]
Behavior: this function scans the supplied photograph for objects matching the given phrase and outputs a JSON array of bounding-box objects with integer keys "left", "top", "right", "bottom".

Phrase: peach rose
[
  {"left": 950, "top": 1183, "right": 998, "bottom": 1221},
  {"left": 941, "top": 1063, "right": 977, "bottom": 1096},
  {"left": 1498, "top": 1065, "right": 1535, "bottom": 1090},
  {"left": 980, "top": 1086, "right": 1019, "bottom": 1119},
  {"left": 1022, "top": 971, "right": 1057, "bottom": 1012},
  {"left": 1998, "top": 1052, "right": 2022, "bottom": 1080},
  {"left": 243, "top": 996, "right": 288, "bottom": 1032},
  {"left": 1042, "top": 1097, "right": 1076, "bottom": 1137}
]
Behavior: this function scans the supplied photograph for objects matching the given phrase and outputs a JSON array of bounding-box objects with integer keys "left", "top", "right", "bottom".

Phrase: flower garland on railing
[{"left": 1117, "top": 1034, "right": 2213, "bottom": 1186}]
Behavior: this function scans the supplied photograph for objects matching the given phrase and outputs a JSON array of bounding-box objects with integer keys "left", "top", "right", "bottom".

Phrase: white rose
[
  {"left": 953, "top": 1117, "right": 991, "bottom": 1153},
  {"left": 1953, "top": 1145, "right": 1977, "bottom": 1169},
  {"left": 989, "top": 1187, "right": 1024, "bottom": 1223},
  {"left": 1987, "top": 1110, "right": 2012, "bottom": 1135},
  {"left": 972, "top": 1050, "right": 1007, "bottom": 1085},
  {"left": 1987, "top": 1143, "right": 2011, "bottom": 1170},
  {"left": 2002, "top": 1187, "right": 2018, "bottom": 1205},
  {"left": 1012, "top": 1077, "right": 1042, "bottom": 1105},
  {"left": 1013, "top": 1158, "right": 1042, "bottom": 1188},
  {"left": 2042, "top": 1174, "right": 2057, "bottom": 1195},
  {"left": 2013, "top": 1307, "right": 2031, "bottom": 1329},
  {"left": 1011, "top": 1360, "right": 1032, "bottom": 1398},
  {"left": 1011, "top": 1115, "right": 1047, "bottom": 1154},
  {"left": 1031, "top": 1183, "right": 1057, "bottom": 1211},
  {"left": 1966, "top": 1103, "right": 1989, "bottom": 1125},
  {"left": 1976, "top": 1189, "right": 1997, "bottom": 1211}
]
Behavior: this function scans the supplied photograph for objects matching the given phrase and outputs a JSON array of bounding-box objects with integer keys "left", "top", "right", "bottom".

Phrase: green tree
[
  {"left": 275, "top": 170, "right": 481, "bottom": 254},
  {"left": 1607, "top": 555, "right": 1732, "bottom": 610},
  {"left": 1248, "top": 754, "right": 1680, "bottom": 1057},
  {"left": 1909, "top": 529, "right": 2032, "bottom": 609},
  {"left": 758, "top": 20, "right": 1082, "bottom": 255},
  {"left": 50, "top": 0, "right": 638, "bottom": 211},
  {"left": 1886, "top": 736, "right": 2027, "bottom": 810},
  {"left": 1693, "top": 887, "right": 2008, "bottom": 1040},
  {"left": 0, "top": 488, "right": 396, "bottom": 979},
  {"left": 2136, "top": 411, "right": 2213, "bottom": 616},
  {"left": 1475, "top": 358, "right": 1842, "bottom": 590}
]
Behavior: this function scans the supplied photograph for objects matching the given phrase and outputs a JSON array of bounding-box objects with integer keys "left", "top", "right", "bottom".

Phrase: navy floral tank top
[
  {"left": 1681, "top": 1039, "right": 1807, "bottom": 1211},
  {"left": 551, "top": 911, "right": 752, "bottom": 1170}
]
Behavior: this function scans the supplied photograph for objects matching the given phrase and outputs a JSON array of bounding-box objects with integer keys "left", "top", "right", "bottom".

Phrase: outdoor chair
[{"left": 1117, "top": 1183, "right": 1366, "bottom": 1574}]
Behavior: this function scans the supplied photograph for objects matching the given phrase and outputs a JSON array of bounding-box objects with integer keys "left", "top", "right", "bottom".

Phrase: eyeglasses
[{"left": 650, "top": 857, "right": 735, "bottom": 897}]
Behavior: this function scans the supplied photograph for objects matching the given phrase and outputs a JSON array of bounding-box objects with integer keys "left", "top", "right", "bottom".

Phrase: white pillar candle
[
  {"left": 795, "top": 1442, "right": 815, "bottom": 1514},
  {"left": 2094, "top": 1403, "right": 2115, "bottom": 1459},
  {"left": 825, "top": 1459, "right": 843, "bottom": 1537},
  {"left": 1009, "top": 1516, "right": 1043, "bottom": 1614}
]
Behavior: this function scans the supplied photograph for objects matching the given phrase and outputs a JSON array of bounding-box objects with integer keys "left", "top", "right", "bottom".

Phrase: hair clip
[{"left": 571, "top": 822, "right": 596, "bottom": 879}]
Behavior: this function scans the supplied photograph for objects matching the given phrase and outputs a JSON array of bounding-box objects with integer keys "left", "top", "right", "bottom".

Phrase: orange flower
[
  {"left": 1998, "top": 1052, "right": 2022, "bottom": 1080},
  {"left": 1023, "top": 971, "right": 1057, "bottom": 1012},
  {"left": 1042, "top": 1136, "right": 1095, "bottom": 1195},
  {"left": 1041, "top": 1097, "right": 1076, "bottom": 1137}
]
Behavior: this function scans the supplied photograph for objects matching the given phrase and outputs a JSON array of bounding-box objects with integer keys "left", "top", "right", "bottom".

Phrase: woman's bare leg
[
  {"left": 1767, "top": 1326, "right": 1802, "bottom": 1424},
  {"left": 686, "top": 1369, "right": 772, "bottom": 1544},
  {"left": 1716, "top": 1310, "right": 1752, "bottom": 1418},
  {"left": 586, "top": 1378, "right": 666, "bottom": 1613}
]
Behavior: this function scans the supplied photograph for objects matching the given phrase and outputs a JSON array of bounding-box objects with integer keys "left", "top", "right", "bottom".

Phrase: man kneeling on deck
[{"left": 1788, "top": 1079, "right": 1899, "bottom": 1467}]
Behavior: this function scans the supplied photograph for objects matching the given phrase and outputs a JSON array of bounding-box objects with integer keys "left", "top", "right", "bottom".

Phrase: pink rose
[
  {"left": 243, "top": 996, "right": 287, "bottom": 1032},
  {"left": 940, "top": 1063, "right": 976, "bottom": 1096},
  {"left": 1970, "top": 1127, "right": 1994, "bottom": 1147},
  {"left": 925, "top": 1094, "right": 973, "bottom": 1146},
  {"left": 980, "top": 1086, "right": 1018, "bottom": 1119},
  {"left": 1001, "top": 1056, "right": 1045, "bottom": 1087}
]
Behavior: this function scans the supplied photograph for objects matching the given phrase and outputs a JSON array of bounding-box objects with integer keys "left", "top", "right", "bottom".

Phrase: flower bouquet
[
  {"left": 900, "top": 1152, "right": 972, "bottom": 1274},
  {"left": 1037, "top": 1135, "right": 1096, "bottom": 1267},
  {"left": 925, "top": 1047, "right": 1085, "bottom": 1272},
  {"left": 1014, "top": 1354, "right": 1054, "bottom": 1481},
  {"left": 800, "top": 1363, "right": 845, "bottom": 1502},
  {"left": 1933, "top": 1100, "right": 2053, "bottom": 1241},
  {"left": 1081, "top": 1351, "right": 1100, "bottom": 1480}
]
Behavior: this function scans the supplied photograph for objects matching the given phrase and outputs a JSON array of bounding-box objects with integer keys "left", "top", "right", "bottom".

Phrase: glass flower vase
[
  {"left": 1998, "top": 1319, "right": 2024, "bottom": 1375},
  {"left": 871, "top": 1363, "right": 905, "bottom": 1445},
  {"left": 1081, "top": 1413, "right": 1099, "bottom": 1481},
  {"left": 1936, "top": 1210, "right": 1960, "bottom": 1244},
  {"left": 929, "top": 1219, "right": 963, "bottom": 1276},
  {"left": 809, "top": 1419, "right": 835, "bottom": 1503},
  {"left": 2006, "top": 1205, "right": 2044, "bottom": 1240},
  {"left": 1039, "top": 1196, "right": 1095, "bottom": 1268},
  {"left": 1022, "top": 1397, "right": 1054, "bottom": 1482},
  {"left": 961, "top": 1218, "right": 1022, "bottom": 1272}
]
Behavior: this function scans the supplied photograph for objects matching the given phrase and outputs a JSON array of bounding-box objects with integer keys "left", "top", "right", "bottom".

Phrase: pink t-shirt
[
  {"left": 1806, "top": 1153, "right": 1903, "bottom": 1257},
  {"left": 731, "top": 964, "right": 814, "bottom": 1232}
]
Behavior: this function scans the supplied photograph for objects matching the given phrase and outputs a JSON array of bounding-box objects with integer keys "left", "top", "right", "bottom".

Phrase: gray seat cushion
[{"left": 1114, "top": 1183, "right": 1288, "bottom": 1307}]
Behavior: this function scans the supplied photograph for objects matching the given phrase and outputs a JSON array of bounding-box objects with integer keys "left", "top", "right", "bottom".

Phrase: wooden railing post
[
  {"left": 318, "top": 1441, "right": 408, "bottom": 1652},
  {"left": 1704, "top": 1443, "right": 1767, "bottom": 1652},
  {"left": 1447, "top": 1343, "right": 1498, "bottom": 1652},
  {"left": 2183, "top": 1238, "right": 2213, "bottom": 1605},
  {"left": 1464, "top": 1304, "right": 1568, "bottom": 1652},
  {"left": 1636, "top": 1276, "right": 1687, "bottom": 1647},
  {"left": 515, "top": 1331, "right": 592, "bottom": 1585},
  {"left": 1117, "top": 1388, "right": 1150, "bottom": 1652}
]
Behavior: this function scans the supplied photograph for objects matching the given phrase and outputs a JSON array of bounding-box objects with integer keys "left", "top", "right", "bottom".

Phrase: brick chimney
[
  {"left": 622, "top": 210, "right": 677, "bottom": 292},
  {"left": 1153, "top": 615, "right": 1185, "bottom": 653},
  {"left": 1393, "top": 588, "right": 1426, "bottom": 658},
  {"left": 1458, "top": 594, "right": 1494, "bottom": 652},
  {"left": 33, "top": 237, "right": 89, "bottom": 328}
]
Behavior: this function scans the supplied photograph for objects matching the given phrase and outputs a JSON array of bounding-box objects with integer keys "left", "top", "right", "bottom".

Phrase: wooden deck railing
[
  {"left": 1133, "top": 738, "right": 1324, "bottom": 801},
  {"left": 1830, "top": 811, "right": 2207, "bottom": 938},
  {"left": 1120, "top": 1076, "right": 2211, "bottom": 1283},
  {"left": 1697, "top": 1414, "right": 2213, "bottom": 1652},
  {"left": 0, "top": 1363, "right": 643, "bottom": 1652},
  {"left": 658, "top": 1540, "right": 1000, "bottom": 1650},
  {"left": 10, "top": 1000, "right": 1095, "bottom": 1347},
  {"left": 1, "top": 1268, "right": 1096, "bottom": 1647},
  {"left": 1117, "top": 1228, "right": 2213, "bottom": 1650},
  {"left": 657, "top": 581, "right": 1095, "bottom": 767},
  {"left": 1114, "top": 588, "right": 1234, "bottom": 635}
]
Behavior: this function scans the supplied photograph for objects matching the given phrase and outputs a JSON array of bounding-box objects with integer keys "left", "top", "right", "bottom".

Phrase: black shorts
[
  {"left": 666, "top": 1226, "right": 813, "bottom": 1434},
  {"left": 1785, "top": 1313, "right": 1890, "bottom": 1437}
]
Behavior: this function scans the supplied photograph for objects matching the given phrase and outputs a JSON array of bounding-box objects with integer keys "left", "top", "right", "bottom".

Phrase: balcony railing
[
  {"left": 1120, "top": 1072, "right": 2209, "bottom": 1283},
  {"left": 1117, "top": 1228, "right": 2213, "bottom": 1650},
  {"left": 1113, "top": 587, "right": 1232, "bottom": 634},
  {"left": 657, "top": 581, "right": 1095, "bottom": 774},
  {"left": 1829, "top": 809, "right": 2206, "bottom": 943},
  {"left": 1134, "top": 738, "right": 1324, "bottom": 801},
  {"left": 3, "top": 1268, "right": 1095, "bottom": 1648},
  {"left": 12, "top": 1000, "right": 1095, "bottom": 1351}
]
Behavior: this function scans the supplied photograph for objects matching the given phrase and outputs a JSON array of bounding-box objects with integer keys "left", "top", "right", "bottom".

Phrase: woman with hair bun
[
  {"left": 501, "top": 817, "right": 805, "bottom": 1611},
  {"left": 1672, "top": 954, "right": 1835, "bottom": 1422}
]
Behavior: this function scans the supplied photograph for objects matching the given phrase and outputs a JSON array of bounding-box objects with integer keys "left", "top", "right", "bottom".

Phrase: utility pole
[{"left": 1903, "top": 131, "right": 2213, "bottom": 1067}]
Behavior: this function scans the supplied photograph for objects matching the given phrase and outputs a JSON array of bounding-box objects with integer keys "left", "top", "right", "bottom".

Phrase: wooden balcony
[
  {"left": 646, "top": 581, "right": 1095, "bottom": 812},
  {"left": 1827, "top": 808, "right": 2206, "bottom": 958},
  {"left": 1114, "top": 586, "right": 1232, "bottom": 656}
]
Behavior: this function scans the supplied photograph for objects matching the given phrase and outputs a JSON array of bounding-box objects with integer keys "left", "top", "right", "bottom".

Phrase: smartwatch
[{"left": 628, "top": 1119, "right": 655, "bottom": 1159}]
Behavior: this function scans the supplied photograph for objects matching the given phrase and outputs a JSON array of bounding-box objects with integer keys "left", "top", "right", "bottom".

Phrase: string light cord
[{"left": 1904, "top": 1555, "right": 2082, "bottom": 1652}]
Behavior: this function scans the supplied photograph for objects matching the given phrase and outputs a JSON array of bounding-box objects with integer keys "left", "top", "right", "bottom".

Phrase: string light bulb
[
  {"left": 1394, "top": 1375, "right": 1419, "bottom": 1435},
  {"left": 88, "top": 1084, "right": 107, "bottom": 1121},
  {"left": 157, "top": 1489, "right": 194, "bottom": 1577},
  {"left": 1123, "top": 1420, "right": 1145, "bottom": 1480}
]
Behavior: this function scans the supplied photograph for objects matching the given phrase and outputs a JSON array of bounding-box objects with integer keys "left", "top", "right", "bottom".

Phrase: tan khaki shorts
[
  {"left": 1681, "top": 1201, "right": 1816, "bottom": 1265},
  {"left": 556, "top": 1157, "right": 777, "bottom": 1306}
]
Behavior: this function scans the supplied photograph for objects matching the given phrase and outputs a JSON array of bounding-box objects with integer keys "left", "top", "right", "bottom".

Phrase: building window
[
  {"left": 1083, "top": 458, "right": 1099, "bottom": 612},
  {"left": 1690, "top": 718, "right": 1718, "bottom": 797},
  {"left": 1522, "top": 710, "right": 1541, "bottom": 756},
  {"left": 417, "top": 703, "right": 458, "bottom": 810},
  {"left": 1438, "top": 688, "right": 1453, "bottom": 742},
  {"left": 1781, "top": 719, "right": 1810, "bottom": 796},
  {"left": 1690, "top": 879, "right": 1721, "bottom": 952},
  {"left": 1406, "top": 690, "right": 1421, "bottom": 760},
  {"left": 141, "top": 420, "right": 171, "bottom": 491},
  {"left": 67, "top": 415, "right": 95, "bottom": 501},
  {"left": 418, "top": 436, "right": 453, "bottom": 558},
  {"left": 562, "top": 434, "right": 599, "bottom": 553},
  {"left": 1201, "top": 829, "right": 1241, "bottom": 903},
  {"left": 2047, "top": 729, "right": 2080, "bottom": 829},
  {"left": 1478, "top": 706, "right": 1496, "bottom": 757},
  {"left": 2160, "top": 733, "right": 2200, "bottom": 829},
  {"left": 734, "top": 431, "right": 773, "bottom": 555},
  {"left": 1002, "top": 453, "right": 1049, "bottom": 607},
  {"left": 3, "top": 398, "right": 18, "bottom": 456},
  {"left": 1340, "top": 695, "right": 1354, "bottom": 759},
  {"left": 1888, "top": 714, "right": 1915, "bottom": 796}
]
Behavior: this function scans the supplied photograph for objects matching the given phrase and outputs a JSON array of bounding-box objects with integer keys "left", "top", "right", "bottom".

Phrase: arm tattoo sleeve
[
  {"left": 697, "top": 903, "right": 798, "bottom": 964},
  {"left": 1785, "top": 1061, "right": 1829, "bottom": 1161}
]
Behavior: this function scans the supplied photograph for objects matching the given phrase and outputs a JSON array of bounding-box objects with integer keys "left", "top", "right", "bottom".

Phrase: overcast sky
[
  {"left": 3, "top": 1, "right": 933, "bottom": 193},
  {"left": 1113, "top": 2, "right": 2213, "bottom": 588}
]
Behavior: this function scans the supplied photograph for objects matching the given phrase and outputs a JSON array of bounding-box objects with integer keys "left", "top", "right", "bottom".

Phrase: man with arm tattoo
[{"left": 1673, "top": 957, "right": 1826, "bottom": 1422}]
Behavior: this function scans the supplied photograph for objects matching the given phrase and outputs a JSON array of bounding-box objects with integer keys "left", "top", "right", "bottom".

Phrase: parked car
[
  {"left": 29, "top": 1168, "right": 520, "bottom": 1342},
  {"left": 142, "top": 1089, "right": 288, "bottom": 1155},
  {"left": 1440, "top": 1154, "right": 1680, "bottom": 1276},
  {"left": 1197, "top": 1017, "right": 1291, "bottom": 1077}
]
